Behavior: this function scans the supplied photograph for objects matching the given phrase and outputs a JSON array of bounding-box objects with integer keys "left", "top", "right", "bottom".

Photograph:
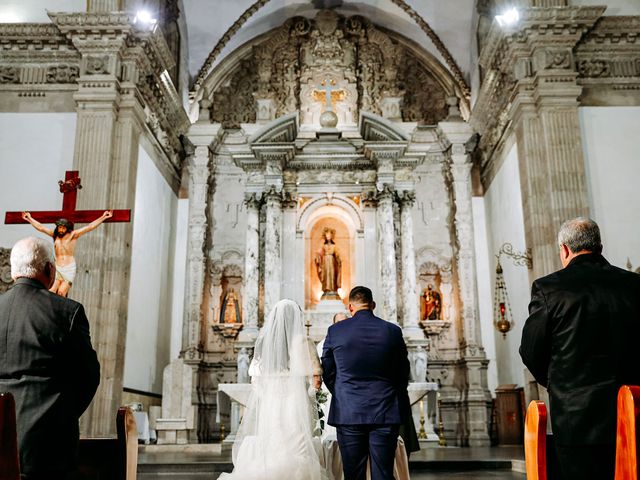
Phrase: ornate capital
[
  {"left": 376, "top": 184, "right": 396, "bottom": 203},
  {"left": 244, "top": 192, "right": 263, "bottom": 210},
  {"left": 397, "top": 189, "right": 416, "bottom": 208},
  {"left": 282, "top": 191, "right": 298, "bottom": 209}
]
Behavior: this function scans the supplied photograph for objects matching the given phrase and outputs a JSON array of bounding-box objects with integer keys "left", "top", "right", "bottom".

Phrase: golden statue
[
  {"left": 221, "top": 288, "right": 241, "bottom": 324},
  {"left": 421, "top": 284, "right": 442, "bottom": 320},
  {"left": 315, "top": 227, "right": 342, "bottom": 299}
]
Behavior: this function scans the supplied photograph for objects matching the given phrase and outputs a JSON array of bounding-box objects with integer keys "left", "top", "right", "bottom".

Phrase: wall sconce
[{"left": 493, "top": 243, "right": 532, "bottom": 338}]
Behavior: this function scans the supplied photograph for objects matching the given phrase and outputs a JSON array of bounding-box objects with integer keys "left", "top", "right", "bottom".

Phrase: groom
[{"left": 322, "top": 286, "right": 410, "bottom": 480}]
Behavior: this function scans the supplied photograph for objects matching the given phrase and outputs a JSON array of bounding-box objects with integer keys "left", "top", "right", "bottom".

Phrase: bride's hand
[{"left": 313, "top": 374, "right": 322, "bottom": 390}]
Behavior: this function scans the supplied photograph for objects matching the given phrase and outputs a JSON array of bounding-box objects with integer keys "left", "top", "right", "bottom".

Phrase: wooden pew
[
  {"left": 70, "top": 406, "right": 138, "bottom": 480},
  {"left": 525, "top": 400, "right": 547, "bottom": 480},
  {"left": 0, "top": 392, "right": 20, "bottom": 480},
  {"left": 615, "top": 385, "right": 640, "bottom": 480}
]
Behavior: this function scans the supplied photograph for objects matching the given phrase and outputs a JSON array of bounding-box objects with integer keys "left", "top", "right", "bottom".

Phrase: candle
[{"left": 419, "top": 399, "right": 424, "bottom": 417}]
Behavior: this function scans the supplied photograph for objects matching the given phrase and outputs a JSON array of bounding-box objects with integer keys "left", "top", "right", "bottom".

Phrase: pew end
[
  {"left": 615, "top": 385, "right": 640, "bottom": 480},
  {"left": 0, "top": 392, "right": 20, "bottom": 480},
  {"left": 525, "top": 400, "right": 547, "bottom": 480},
  {"left": 70, "top": 406, "right": 139, "bottom": 480}
]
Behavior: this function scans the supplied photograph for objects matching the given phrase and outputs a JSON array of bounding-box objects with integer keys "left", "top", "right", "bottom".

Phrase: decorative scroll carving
[
  {"left": 399, "top": 53, "right": 448, "bottom": 124},
  {"left": 211, "top": 58, "right": 258, "bottom": 127},
  {"left": 0, "top": 67, "right": 19, "bottom": 84},
  {"left": 46, "top": 65, "right": 79, "bottom": 83}
]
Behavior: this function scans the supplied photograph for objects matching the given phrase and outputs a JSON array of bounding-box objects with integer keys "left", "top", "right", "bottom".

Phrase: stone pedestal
[{"left": 156, "top": 359, "right": 196, "bottom": 445}]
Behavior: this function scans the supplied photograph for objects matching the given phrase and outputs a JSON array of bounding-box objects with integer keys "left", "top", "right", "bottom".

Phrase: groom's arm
[
  {"left": 321, "top": 328, "right": 337, "bottom": 394},
  {"left": 396, "top": 329, "right": 410, "bottom": 390}
]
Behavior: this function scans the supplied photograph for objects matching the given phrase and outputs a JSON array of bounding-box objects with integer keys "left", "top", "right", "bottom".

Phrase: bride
[{"left": 219, "top": 299, "right": 325, "bottom": 480}]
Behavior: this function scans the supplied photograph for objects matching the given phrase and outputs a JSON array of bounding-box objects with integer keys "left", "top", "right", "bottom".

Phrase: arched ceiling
[{"left": 182, "top": 0, "right": 476, "bottom": 93}]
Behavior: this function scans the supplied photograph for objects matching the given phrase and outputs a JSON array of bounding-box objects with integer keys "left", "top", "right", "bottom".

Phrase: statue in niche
[
  {"left": 315, "top": 227, "right": 342, "bottom": 299},
  {"left": 421, "top": 284, "right": 442, "bottom": 320},
  {"left": 220, "top": 288, "right": 241, "bottom": 324},
  {"left": 237, "top": 347, "right": 250, "bottom": 383}
]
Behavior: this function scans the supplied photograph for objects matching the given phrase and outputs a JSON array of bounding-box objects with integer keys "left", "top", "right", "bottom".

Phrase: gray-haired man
[
  {"left": 520, "top": 218, "right": 640, "bottom": 480},
  {"left": 0, "top": 237, "right": 100, "bottom": 480}
]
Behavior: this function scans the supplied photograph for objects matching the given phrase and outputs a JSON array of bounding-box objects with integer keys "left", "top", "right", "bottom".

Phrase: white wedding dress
[{"left": 219, "top": 300, "right": 325, "bottom": 480}]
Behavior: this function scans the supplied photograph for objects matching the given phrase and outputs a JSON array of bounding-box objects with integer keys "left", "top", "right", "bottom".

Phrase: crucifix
[{"left": 4, "top": 170, "right": 131, "bottom": 297}]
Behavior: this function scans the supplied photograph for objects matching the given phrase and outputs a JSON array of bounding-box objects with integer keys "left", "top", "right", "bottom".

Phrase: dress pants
[
  {"left": 336, "top": 424, "right": 399, "bottom": 480},
  {"left": 555, "top": 443, "right": 615, "bottom": 480}
]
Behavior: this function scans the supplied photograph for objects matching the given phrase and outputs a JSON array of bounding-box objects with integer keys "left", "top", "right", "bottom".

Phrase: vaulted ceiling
[{"left": 181, "top": 0, "right": 477, "bottom": 92}]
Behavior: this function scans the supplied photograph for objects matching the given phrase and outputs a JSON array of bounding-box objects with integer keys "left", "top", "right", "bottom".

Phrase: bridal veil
[{"left": 220, "top": 299, "right": 324, "bottom": 480}]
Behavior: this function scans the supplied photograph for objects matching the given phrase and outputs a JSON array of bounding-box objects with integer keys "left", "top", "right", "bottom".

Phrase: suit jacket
[
  {"left": 0, "top": 278, "right": 100, "bottom": 475},
  {"left": 520, "top": 253, "right": 640, "bottom": 446},
  {"left": 322, "top": 309, "right": 410, "bottom": 426}
]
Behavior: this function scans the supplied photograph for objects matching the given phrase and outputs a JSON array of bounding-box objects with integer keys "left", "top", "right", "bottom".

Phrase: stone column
[
  {"left": 263, "top": 187, "right": 283, "bottom": 318},
  {"left": 398, "top": 190, "right": 422, "bottom": 338},
  {"left": 51, "top": 13, "right": 139, "bottom": 437},
  {"left": 238, "top": 193, "right": 261, "bottom": 342},
  {"left": 181, "top": 136, "right": 214, "bottom": 360},
  {"left": 376, "top": 185, "right": 398, "bottom": 323},
  {"left": 439, "top": 119, "right": 491, "bottom": 447}
]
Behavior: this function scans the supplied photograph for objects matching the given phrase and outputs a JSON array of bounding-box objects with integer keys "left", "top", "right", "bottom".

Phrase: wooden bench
[
  {"left": 615, "top": 385, "right": 640, "bottom": 480},
  {"left": 0, "top": 392, "right": 20, "bottom": 480},
  {"left": 69, "top": 406, "right": 138, "bottom": 480}
]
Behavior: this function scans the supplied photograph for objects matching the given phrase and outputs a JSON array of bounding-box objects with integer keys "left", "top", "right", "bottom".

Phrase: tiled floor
[{"left": 138, "top": 445, "right": 526, "bottom": 479}]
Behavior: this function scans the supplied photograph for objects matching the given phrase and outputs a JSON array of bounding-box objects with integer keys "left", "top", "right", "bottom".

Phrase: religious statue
[
  {"left": 411, "top": 346, "right": 428, "bottom": 383},
  {"left": 220, "top": 288, "right": 241, "bottom": 324},
  {"left": 421, "top": 284, "right": 442, "bottom": 320},
  {"left": 21, "top": 210, "right": 113, "bottom": 297},
  {"left": 315, "top": 227, "right": 342, "bottom": 299},
  {"left": 237, "top": 347, "right": 250, "bottom": 383}
]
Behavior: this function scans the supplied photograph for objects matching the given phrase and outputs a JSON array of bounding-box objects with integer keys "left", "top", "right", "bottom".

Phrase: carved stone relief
[
  {"left": 208, "top": 10, "right": 449, "bottom": 128},
  {"left": 0, "top": 248, "right": 12, "bottom": 294}
]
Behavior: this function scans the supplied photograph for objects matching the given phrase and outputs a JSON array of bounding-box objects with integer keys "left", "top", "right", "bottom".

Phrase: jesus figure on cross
[{"left": 21, "top": 210, "right": 113, "bottom": 297}]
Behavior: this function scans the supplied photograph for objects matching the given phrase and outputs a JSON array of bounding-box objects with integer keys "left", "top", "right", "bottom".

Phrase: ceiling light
[
  {"left": 495, "top": 8, "right": 519, "bottom": 27},
  {"left": 135, "top": 10, "right": 157, "bottom": 25}
]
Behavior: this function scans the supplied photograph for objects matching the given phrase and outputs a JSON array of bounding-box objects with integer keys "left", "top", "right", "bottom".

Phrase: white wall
[
  {"left": 124, "top": 144, "right": 177, "bottom": 394},
  {"left": 571, "top": 0, "right": 640, "bottom": 15},
  {"left": 0, "top": 113, "right": 76, "bottom": 248},
  {"left": 580, "top": 106, "right": 640, "bottom": 270},
  {"left": 479, "top": 142, "right": 530, "bottom": 388},
  {"left": 0, "top": 1, "right": 85, "bottom": 23}
]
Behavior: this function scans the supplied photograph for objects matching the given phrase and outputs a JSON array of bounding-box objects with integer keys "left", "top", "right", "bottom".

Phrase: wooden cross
[{"left": 4, "top": 170, "right": 131, "bottom": 225}]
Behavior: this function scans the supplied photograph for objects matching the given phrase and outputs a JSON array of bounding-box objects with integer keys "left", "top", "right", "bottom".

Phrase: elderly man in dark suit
[
  {"left": 520, "top": 218, "right": 640, "bottom": 480},
  {"left": 322, "top": 286, "right": 410, "bottom": 480},
  {"left": 0, "top": 237, "right": 100, "bottom": 480}
]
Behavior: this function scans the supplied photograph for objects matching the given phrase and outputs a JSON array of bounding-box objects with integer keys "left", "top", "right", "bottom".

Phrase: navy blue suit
[{"left": 322, "top": 309, "right": 410, "bottom": 480}]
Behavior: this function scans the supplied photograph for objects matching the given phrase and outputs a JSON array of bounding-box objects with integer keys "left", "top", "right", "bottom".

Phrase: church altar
[{"left": 216, "top": 381, "right": 440, "bottom": 449}]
